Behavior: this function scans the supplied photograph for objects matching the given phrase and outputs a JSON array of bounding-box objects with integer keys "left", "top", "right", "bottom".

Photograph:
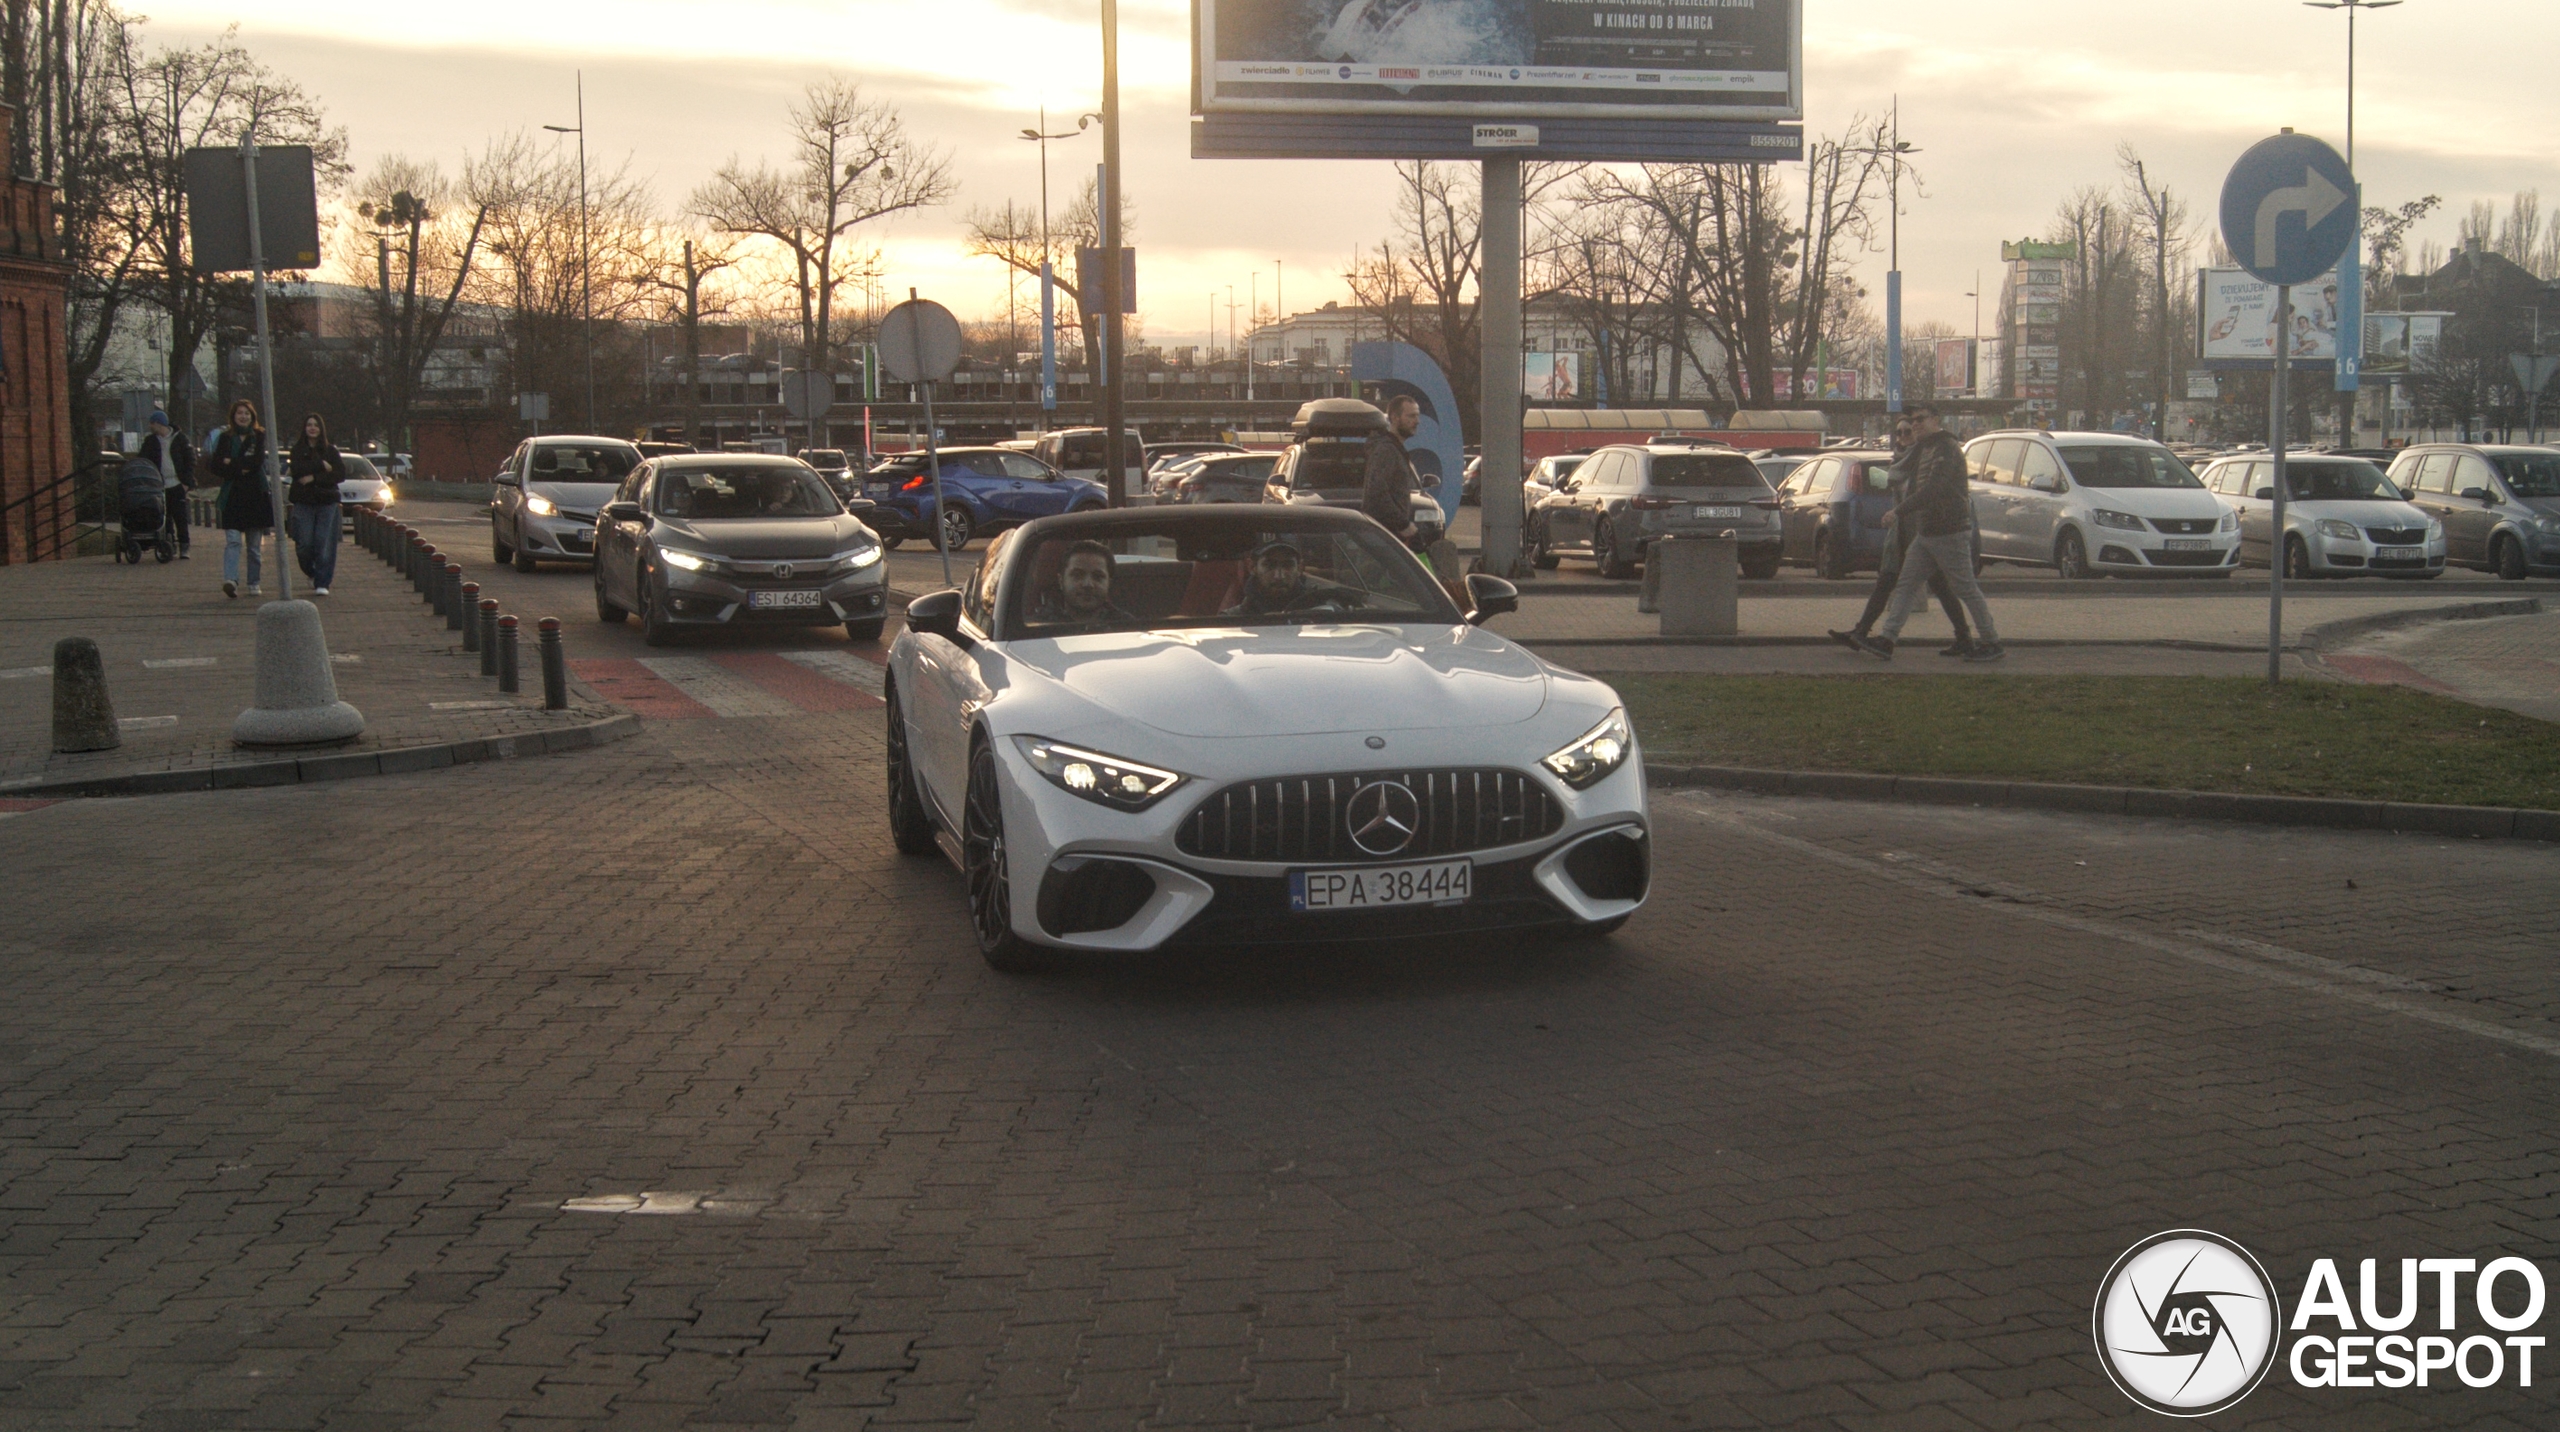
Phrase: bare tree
[
  {"left": 5, "top": 0, "right": 130, "bottom": 457},
  {"left": 2121, "top": 145, "right": 2192, "bottom": 440},
  {"left": 631, "top": 226, "right": 742, "bottom": 448},
  {"left": 690, "top": 76, "right": 954, "bottom": 373},
  {"left": 2361, "top": 194, "right": 2440, "bottom": 310},
  {"left": 465, "top": 130, "right": 659, "bottom": 430}
]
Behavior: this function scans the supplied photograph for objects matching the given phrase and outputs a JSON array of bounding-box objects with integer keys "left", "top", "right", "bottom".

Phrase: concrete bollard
[
  {"left": 460, "top": 583, "right": 482, "bottom": 651},
  {"left": 497, "top": 615, "right": 520, "bottom": 694},
  {"left": 50, "top": 637, "right": 119, "bottom": 753},
  {"left": 442, "top": 563, "right": 465, "bottom": 629},
  {"left": 479, "top": 599, "right": 500, "bottom": 676},
  {"left": 233, "top": 600, "right": 365, "bottom": 746},
  {"left": 538, "top": 617, "right": 568, "bottom": 710}
]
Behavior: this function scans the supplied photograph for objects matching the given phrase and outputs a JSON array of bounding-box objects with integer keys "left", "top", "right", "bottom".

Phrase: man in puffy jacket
[
  {"left": 1360, "top": 395, "right": 1420, "bottom": 542},
  {"left": 1856, "top": 404, "right": 2003, "bottom": 661}
]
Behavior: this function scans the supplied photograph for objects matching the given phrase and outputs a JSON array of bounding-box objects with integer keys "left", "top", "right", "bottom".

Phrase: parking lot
[{"left": 6, "top": 581, "right": 2558, "bottom": 1427}]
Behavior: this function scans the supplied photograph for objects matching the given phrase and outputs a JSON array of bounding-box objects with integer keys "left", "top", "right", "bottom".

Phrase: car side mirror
[
  {"left": 841, "top": 497, "right": 877, "bottom": 514},
  {"left": 1463, "top": 573, "right": 1519, "bottom": 625},
  {"left": 2252, "top": 488, "right": 2275, "bottom": 501},
  {"left": 603, "top": 500, "right": 644, "bottom": 523},
  {"left": 495, "top": 471, "right": 521, "bottom": 488},
  {"left": 2032, "top": 473, "right": 2067, "bottom": 493},
  {"left": 2460, "top": 487, "right": 2494, "bottom": 503},
  {"left": 905, "top": 588, "right": 965, "bottom": 641}
]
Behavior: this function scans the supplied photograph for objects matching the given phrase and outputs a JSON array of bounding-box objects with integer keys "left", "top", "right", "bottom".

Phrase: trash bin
[{"left": 1653, "top": 534, "right": 1738, "bottom": 637}]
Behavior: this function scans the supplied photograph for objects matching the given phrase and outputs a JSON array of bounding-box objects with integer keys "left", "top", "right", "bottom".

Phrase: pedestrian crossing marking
[{"left": 634, "top": 656, "right": 804, "bottom": 718}]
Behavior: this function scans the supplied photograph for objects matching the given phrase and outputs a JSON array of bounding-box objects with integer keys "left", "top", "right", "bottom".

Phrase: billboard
[
  {"left": 2199, "top": 266, "right": 2344, "bottom": 366},
  {"left": 1933, "top": 338, "right": 1975, "bottom": 398},
  {"left": 2359, "top": 312, "right": 2447, "bottom": 376},
  {"left": 1195, "top": 0, "right": 1802, "bottom": 118},
  {"left": 1524, "top": 350, "right": 1580, "bottom": 400}
]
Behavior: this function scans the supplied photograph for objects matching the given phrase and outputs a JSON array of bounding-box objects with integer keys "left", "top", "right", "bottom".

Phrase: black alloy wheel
[
  {"left": 1526, "top": 518, "right": 1558, "bottom": 570},
  {"left": 1815, "top": 530, "right": 1848, "bottom": 580},
  {"left": 1593, "top": 517, "right": 1637, "bottom": 579},
  {"left": 593, "top": 564, "right": 625, "bottom": 623},
  {"left": 884, "top": 685, "right": 937, "bottom": 856},
  {"left": 2494, "top": 535, "right": 2530, "bottom": 581},
  {"left": 2284, "top": 536, "right": 2315, "bottom": 581},
  {"left": 2056, "top": 528, "right": 2094, "bottom": 580},
  {"left": 964, "top": 738, "right": 1056, "bottom": 973},
  {"left": 938, "top": 503, "right": 975, "bottom": 552},
  {"left": 1740, "top": 549, "right": 1782, "bottom": 581}
]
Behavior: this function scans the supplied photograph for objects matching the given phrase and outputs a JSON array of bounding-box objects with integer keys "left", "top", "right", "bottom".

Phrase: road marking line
[
  {"left": 712, "top": 651, "right": 882, "bottom": 712},
  {"left": 141, "top": 657, "right": 216, "bottom": 669},
  {"left": 116, "top": 715, "right": 178, "bottom": 729},
  {"left": 430, "top": 700, "right": 515, "bottom": 712},
  {"left": 1673, "top": 795, "right": 2560, "bottom": 1059},
  {"left": 567, "top": 658, "right": 716, "bottom": 720},
  {"left": 777, "top": 648, "right": 887, "bottom": 697},
  {"left": 0, "top": 666, "right": 48, "bottom": 680},
  {"left": 332, "top": 654, "right": 361, "bottom": 664},
  {"left": 634, "top": 656, "right": 800, "bottom": 718}
]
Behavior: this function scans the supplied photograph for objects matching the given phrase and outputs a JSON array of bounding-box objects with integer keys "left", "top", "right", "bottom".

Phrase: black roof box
[{"left": 1292, "top": 398, "right": 1388, "bottom": 439}]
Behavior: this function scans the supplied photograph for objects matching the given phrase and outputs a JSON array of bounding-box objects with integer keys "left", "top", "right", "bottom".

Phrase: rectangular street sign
[{"left": 183, "top": 146, "right": 321, "bottom": 273}]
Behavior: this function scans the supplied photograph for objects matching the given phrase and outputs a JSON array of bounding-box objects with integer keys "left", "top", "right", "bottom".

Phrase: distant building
[{"left": 0, "top": 104, "right": 75, "bottom": 565}]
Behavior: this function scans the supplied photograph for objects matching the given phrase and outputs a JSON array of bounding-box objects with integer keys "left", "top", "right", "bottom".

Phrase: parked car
[
  {"left": 490, "top": 435, "right": 644, "bottom": 571},
  {"left": 1960, "top": 431, "right": 2237, "bottom": 578},
  {"left": 2197, "top": 452, "right": 2443, "bottom": 579},
  {"left": 1160, "top": 452, "right": 1278, "bottom": 504},
  {"left": 883, "top": 504, "right": 1646, "bottom": 971},
  {"left": 336, "top": 454, "right": 393, "bottom": 529},
  {"left": 1753, "top": 451, "right": 1813, "bottom": 488},
  {"left": 1524, "top": 444, "right": 1783, "bottom": 579},
  {"left": 635, "top": 441, "right": 693, "bottom": 460},
  {"left": 858, "top": 446, "right": 1106, "bottom": 551},
  {"left": 1263, "top": 399, "right": 1447, "bottom": 546},
  {"left": 1523, "top": 453, "right": 1588, "bottom": 510},
  {"left": 1774, "top": 449, "right": 1897, "bottom": 579},
  {"left": 1031, "top": 426, "right": 1148, "bottom": 503},
  {"left": 2383, "top": 444, "right": 2560, "bottom": 579},
  {"left": 592, "top": 453, "right": 890, "bottom": 645},
  {"left": 1144, "top": 441, "right": 1246, "bottom": 480}
]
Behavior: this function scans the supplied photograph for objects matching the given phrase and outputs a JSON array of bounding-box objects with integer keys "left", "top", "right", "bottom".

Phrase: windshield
[
  {"left": 655, "top": 465, "right": 842, "bottom": 518},
  {"left": 1648, "top": 452, "right": 1770, "bottom": 490},
  {"left": 528, "top": 443, "right": 638, "bottom": 482},
  {"left": 2286, "top": 461, "right": 2397, "bottom": 501},
  {"left": 2057, "top": 444, "right": 2202, "bottom": 489},
  {"left": 801, "top": 449, "right": 846, "bottom": 468},
  {"left": 1537, "top": 456, "right": 1586, "bottom": 483},
  {"left": 2491, "top": 452, "right": 2560, "bottom": 497},
  {"left": 339, "top": 455, "right": 380, "bottom": 481},
  {"left": 1006, "top": 519, "right": 1462, "bottom": 635},
  {"left": 1290, "top": 438, "right": 1371, "bottom": 491}
]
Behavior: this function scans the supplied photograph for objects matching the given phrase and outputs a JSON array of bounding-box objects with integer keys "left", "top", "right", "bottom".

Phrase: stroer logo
[{"left": 2094, "top": 1230, "right": 2281, "bottom": 1415}]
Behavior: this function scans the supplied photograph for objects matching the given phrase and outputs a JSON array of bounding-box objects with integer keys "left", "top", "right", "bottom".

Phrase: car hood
[
  {"left": 529, "top": 481, "right": 620, "bottom": 511},
  {"left": 651, "top": 514, "right": 873, "bottom": 558},
  {"left": 1011, "top": 624, "right": 1552, "bottom": 738},
  {"left": 2286, "top": 498, "right": 2432, "bottom": 524},
  {"left": 2073, "top": 487, "right": 2227, "bottom": 518},
  {"left": 2520, "top": 494, "right": 2560, "bottom": 517}
]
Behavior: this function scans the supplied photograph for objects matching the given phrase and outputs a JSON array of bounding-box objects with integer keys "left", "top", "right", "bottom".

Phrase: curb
[
  {"left": 2299, "top": 597, "right": 2543, "bottom": 651},
  {"left": 1, "top": 712, "right": 641, "bottom": 800},
  {"left": 1646, "top": 762, "right": 2560, "bottom": 844},
  {"left": 1524, "top": 636, "right": 2280, "bottom": 651}
]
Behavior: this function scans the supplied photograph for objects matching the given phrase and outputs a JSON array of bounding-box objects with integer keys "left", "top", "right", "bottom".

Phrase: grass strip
[{"left": 1616, "top": 674, "right": 2560, "bottom": 810}]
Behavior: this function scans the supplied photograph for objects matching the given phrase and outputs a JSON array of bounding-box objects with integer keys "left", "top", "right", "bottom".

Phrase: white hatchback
[
  {"left": 1963, "top": 431, "right": 2240, "bottom": 578},
  {"left": 2197, "top": 453, "right": 2444, "bottom": 579}
]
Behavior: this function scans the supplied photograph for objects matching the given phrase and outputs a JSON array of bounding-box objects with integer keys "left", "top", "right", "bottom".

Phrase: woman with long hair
[
  {"left": 207, "top": 400, "right": 272, "bottom": 598},
  {"left": 285, "top": 412, "right": 347, "bottom": 594}
]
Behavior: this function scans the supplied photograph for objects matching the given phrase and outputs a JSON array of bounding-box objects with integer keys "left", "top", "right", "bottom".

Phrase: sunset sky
[{"left": 147, "top": 0, "right": 2557, "bottom": 352}]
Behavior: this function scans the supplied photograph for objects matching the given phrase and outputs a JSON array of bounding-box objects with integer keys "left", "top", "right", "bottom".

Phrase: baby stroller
[{"left": 114, "top": 458, "right": 175, "bottom": 565}]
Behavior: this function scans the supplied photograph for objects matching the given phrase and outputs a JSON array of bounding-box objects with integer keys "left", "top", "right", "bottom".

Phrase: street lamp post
[
  {"left": 1018, "top": 109, "right": 1098, "bottom": 432},
  {"left": 1861, "top": 100, "right": 1921, "bottom": 417},
  {"left": 541, "top": 73, "right": 593, "bottom": 432},
  {"left": 2307, "top": 0, "right": 2401, "bottom": 444}
]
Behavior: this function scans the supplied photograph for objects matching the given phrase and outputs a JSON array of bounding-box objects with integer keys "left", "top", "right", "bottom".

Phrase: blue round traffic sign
[{"left": 2220, "top": 133, "right": 2355, "bottom": 288}]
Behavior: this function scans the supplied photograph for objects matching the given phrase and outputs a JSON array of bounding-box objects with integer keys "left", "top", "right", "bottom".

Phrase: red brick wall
[{"left": 0, "top": 103, "right": 72, "bottom": 564}]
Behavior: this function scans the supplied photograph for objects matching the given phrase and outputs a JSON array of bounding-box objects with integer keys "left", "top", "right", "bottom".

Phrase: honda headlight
[
  {"left": 830, "top": 545, "right": 883, "bottom": 573},
  {"left": 2316, "top": 519, "right": 2362, "bottom": 540},
  {"left": 658, "top": 546, "right": 716, "bottom": 573},
  {"left": 525, "top": 493, "right": 558, "bottom": 517},
  {"left": 1014, "top": 736, "right": 1186, "bottom": 811},
  {"left": 1542, "top": 709, "right": 1633, "bottom": 791},
  {"left": 2092, "top": 508, "right": 2145, "bottom": 531}
]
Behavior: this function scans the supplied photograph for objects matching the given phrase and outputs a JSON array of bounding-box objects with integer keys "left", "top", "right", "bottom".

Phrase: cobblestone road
[{"left": 3, "top": 702, "right": 2555, "bottom": 1429}]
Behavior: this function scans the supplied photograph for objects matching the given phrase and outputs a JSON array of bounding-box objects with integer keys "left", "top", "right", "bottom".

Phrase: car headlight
[
  {"left": 525, "top": 494, "right": 558, "bottom": 517},
  {"left": 2219, "top": 509, "right": 2237, "bottom": 532},
  {"left": 378, "top": 484, "right": 395, "bottom": 505},
  {"left": 658, "top": 546, "right": 716, "bottom": 573},
  {"left": 2535, "top": 514, "right": 2560, "bottom": 535},
  {"left": 2092, "top": 508, "right": 2145, "bottom": 531},
  {"left": 2427, "top": 518, "right": 2445, "bottom": 539},
  {"left": 2316, "top": 519, "right": 2362, "bottom": 540},
  {"left": 1542, "top": 709, "right": 1632, "bottom": 791},
  {"left": 1013, "top": 736, "right": 1185, "bottom": 811},
  {"left": 836, "top": 545, "right": 883, "bottom": 572}
]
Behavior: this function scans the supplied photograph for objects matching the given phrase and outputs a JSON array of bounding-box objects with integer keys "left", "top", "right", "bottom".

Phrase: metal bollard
[
  {"left": 460, "top": 583, "right": 482, "bottom": 651},
  {"left": 496, "top": 615, "right": 520, "bottom": 694},
  {"left": 421, "top": 550, "right": 444, "bottom": 603},
  {"left": 443, "top": 563, "right": 465, "bottom": 630},
  {"left": 537, "top": 617, "right": 567, "bottom": 710},
  {"left": 409, "top": 536, "right": 428, "bottom": 592},
  {"left": 479, "top": 599, "right": 500, "bottom": 676}
]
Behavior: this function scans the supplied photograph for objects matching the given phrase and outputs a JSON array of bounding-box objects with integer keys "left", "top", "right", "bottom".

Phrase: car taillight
[
  {"left": 1628, "top": 495, "right": 1678, "bottom": 510},
  {"left": 900, "top": 474, "right": 929, "bottom": 491}
]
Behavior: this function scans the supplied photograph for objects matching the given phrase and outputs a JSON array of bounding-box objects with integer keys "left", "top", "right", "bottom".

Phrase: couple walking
[
  {"left": 204, "top": 401, "right": 351, "bottom": 599},
  {"left": 1830, "top": 403, "right": 2005, "bottom": 662}
]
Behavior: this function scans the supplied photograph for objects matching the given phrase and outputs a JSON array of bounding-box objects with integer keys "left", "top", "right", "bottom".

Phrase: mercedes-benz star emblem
[
  {"left": 772, "top": 563, "right": 794, "bottom": 580},
  {"left": 1345, "top": 780, "right": 1420, "bottom": 856}
]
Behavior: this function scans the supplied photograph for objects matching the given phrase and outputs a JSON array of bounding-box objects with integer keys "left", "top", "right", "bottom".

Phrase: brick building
[{"left": 0, "top": 104, "right": 73, "bottom": 564}]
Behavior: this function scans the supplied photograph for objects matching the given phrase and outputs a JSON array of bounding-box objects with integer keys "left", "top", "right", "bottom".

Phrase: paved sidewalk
[
  {"left": 1530, "top": 640, "right": 2334, "bottom": 678},
  {"left": 0, "top": 536, "right": 620, "bottom": 791},
  {"left": 2321, "top": 608, "right": 2560, "bottom": 722}
]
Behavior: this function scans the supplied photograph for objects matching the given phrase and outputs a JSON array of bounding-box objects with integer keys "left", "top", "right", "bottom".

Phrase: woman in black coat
[
  {"left": 285, "top": 413, "right": 347, "bottom": 593},
  {"left": 206, "top": 400, "right": 272, "bottom": 598}
]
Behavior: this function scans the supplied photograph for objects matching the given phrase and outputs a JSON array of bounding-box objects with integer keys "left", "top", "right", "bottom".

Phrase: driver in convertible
[
  {"left": 1223, "top": 541, "right": 1352, "bottom": 617},
  {"left": 1031, "top": 539, "right": 1136, "bottom": 630}
]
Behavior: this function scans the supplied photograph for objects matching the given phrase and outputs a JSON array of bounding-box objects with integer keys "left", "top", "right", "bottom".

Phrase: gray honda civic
[{"left": 592, "top": 454, "right": 891, "bottom": 645}]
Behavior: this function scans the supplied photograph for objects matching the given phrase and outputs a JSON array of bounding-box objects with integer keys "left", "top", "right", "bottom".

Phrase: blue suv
[{"left": 859, "top": 447, "right": 1107, "bottom": 550}]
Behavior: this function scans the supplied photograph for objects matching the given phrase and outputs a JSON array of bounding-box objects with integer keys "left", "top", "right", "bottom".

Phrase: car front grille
[
  {"left": 2144, "top": 548, "right": 2228, "bottom": 566},
  {"left": 2148, "top": 517, "right": 2217, "bottom": 535},
  {"left": 1176, "top": 768, "right": 1564, "bottom": 864},
  {"left": 2365, "top": 526, "right": 2427, "bottom": 544}
]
